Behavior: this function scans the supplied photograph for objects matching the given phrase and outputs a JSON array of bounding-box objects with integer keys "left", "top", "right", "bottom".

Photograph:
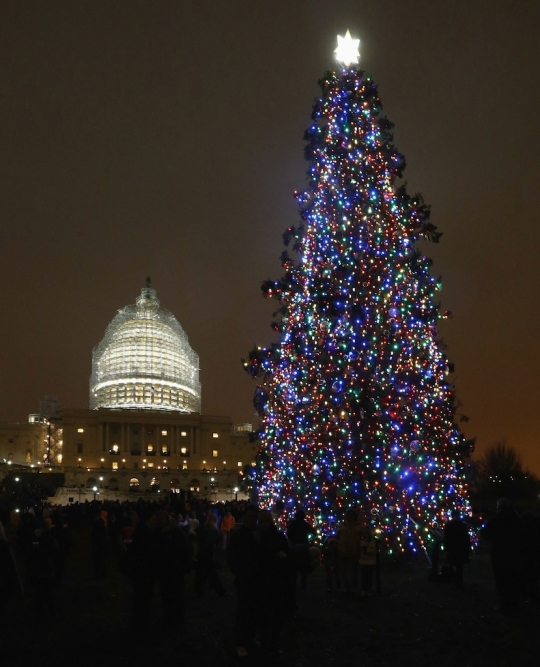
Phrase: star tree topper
[{"left": 334, "top": 30, "right": 360, "bottom": 66}]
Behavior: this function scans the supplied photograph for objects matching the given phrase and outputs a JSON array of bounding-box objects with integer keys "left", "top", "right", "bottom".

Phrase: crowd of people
[{"left": 0, "top": 494, "right": 539, "bottom": 659}]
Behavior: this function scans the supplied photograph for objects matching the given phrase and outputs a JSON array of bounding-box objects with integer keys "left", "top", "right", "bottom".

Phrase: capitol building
[{"left": 0, "top": 281, "right": 256, "bottom": 501}]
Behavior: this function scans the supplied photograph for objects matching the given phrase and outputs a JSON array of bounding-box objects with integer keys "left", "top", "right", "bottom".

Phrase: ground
[{"left": 2, "top": 524, "right": 538, "bottom": 667}]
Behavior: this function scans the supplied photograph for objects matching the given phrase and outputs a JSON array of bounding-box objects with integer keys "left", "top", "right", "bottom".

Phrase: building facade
[
  {"left": 62, "top": 408, "right": 255, "bottom": 496},
  {"left": 1, "top": 281, "right": 258, "bottom": 499}
]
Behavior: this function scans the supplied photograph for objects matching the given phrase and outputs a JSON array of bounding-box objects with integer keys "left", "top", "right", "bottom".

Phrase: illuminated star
[{"left": 334, "top": 30, "right": 360, "bottom": 67}]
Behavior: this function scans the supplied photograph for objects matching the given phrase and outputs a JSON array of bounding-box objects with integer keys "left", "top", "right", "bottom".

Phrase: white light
[{"left": 334, "top": 30, "right": 360, "bottom": 66}]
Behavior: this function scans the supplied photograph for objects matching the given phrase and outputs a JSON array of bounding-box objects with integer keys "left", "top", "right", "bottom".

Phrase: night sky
[{"left": 1, "top": 2, "right": 539, "bottom": 472}]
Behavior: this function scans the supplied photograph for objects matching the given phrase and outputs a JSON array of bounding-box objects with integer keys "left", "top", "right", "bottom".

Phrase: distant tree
[{"left": 473, "top": 440, "right": 540, "bottom": 507}]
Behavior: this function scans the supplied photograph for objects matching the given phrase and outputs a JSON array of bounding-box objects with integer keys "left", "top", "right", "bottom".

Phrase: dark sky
[{"left": 1, "top": 1, "right": 539, "bottom": 472}]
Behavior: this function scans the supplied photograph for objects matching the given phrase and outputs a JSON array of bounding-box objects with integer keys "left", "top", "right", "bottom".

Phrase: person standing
[
  {"left": 23, "top": 520, "right": 59, "bottom": 615},
  {"left": 481, "top": 498, "right": 523, "bottom": 615},
  {"left": 155, "top": 510, "right": 191, "bottom": 628},
  {"left": 195, "top": 511, "right": 226, "bottom": 597},
  {"left": 227, "top": 504, "right": 259, "bottom": 658},
  {"left": 443, "top": 509, "right": 471, "bottom": 589},
  {"left": 128, "top": 511, "right": 159, "bottom": 631},
  {"left": 256, "top": 510, "right": 291, "bottom": 654},
  {"left": 287, "top": 509, "right": 315, "bottom": 593},
  {"left": 0, "top": 521, "right": 23, "bottom": 624},
  {"left": 337, "top": 509, "right": 362, "bottom": 595},
  {"left": 359, "top": 528, "right": 378, "bottom": 595},
  {"left": 220, "top": 507, "right": 236, "bottom": 551}
]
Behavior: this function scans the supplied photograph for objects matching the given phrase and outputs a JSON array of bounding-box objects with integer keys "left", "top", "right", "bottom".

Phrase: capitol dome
[{"left": 89, "top": 279, "right": 201, "bottom": 413}]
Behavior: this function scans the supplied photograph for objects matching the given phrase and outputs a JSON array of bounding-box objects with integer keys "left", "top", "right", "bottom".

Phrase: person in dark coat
[
  {"left": 481, "top": 498, "right": 523, "bottom": 615},
  {"left": 195, "top": 510, "right": 227, "bottom": 598},
  {"left": 227, "top": 504, "right": 259, "bottom": 658},
  {"left": 287, "top": 509, "right": 315, "bottom": 593},
  {"left": 90, "top": 513, "right": 110, "bottom": 579},
  {"left": 0, "top": 521, "right": 23, "bottom": 624},
  {"left": 156, "top": 510, "right": 191, "bottom": 628},
  {"left": 520, "top": 512, "right": 540, "bottom": 602},
  {"left": 128, "top": 511, "right": 159, "bottom": 631},
  {"left": 256, "top": 510, "right": 291, "bottom": 654},
  {"left": 443, "top": 509, "right": 471, "bottom": 589},
  {"left": 23, "top": 520, "right": 59, "bottom": 615}
]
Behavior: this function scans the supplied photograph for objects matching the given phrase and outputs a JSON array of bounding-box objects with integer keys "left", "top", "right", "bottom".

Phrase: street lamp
[
  {"left": 93, "top": 486, "right": 98, "bottom": 501},
  {"left": 234, "top": 486, "right": 238, "bottom": 501}
]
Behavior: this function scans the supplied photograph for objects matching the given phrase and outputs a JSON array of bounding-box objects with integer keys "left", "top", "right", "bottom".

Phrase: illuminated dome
[{"left": 90, "top": 279, "right": 201, "bottom": 412}]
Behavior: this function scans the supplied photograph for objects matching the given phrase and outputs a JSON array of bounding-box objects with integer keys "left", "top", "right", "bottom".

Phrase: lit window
[
  {"left": 112, "top": 462, "right": 118, "bottom": 470},
  {"left": 238, "top": 461, "right": 242, "bottom": 468},
  {"left": 148, "top": 462, "right": 154, "bottom": 468},
  {"left": 147, "top": 444, "right": 154, "bottom": 452},
  {"left": 181, "top": 431, "right": 187, "bottom": 437},
  {"left": 212, "top": 450, "right": 218, "bottom": 458},
  {"left": 57, "top": 454, "right": 63, "bottom": 464},
  {"left": 161, "top": 430, "right": 168, "bottom": 436},
  {"left": 112, "top": 444, "right": 119, "bottom": 453},
  {"left": 212, "top": 432, "right": 219, "bottom": 438},
  {"left": 251, "top": 461, "right": 256, "bottom": 467},
  {"left": 182, "top": 461, "right": 188, "bottom": 470},
  {"left": 77, "top": 428, "right": 84, "bottom": 433},
  {"left": 181, "top": 447, "right": 187, "bottom": 455},
  {"left": 161, "top": 445, "right": 167, "bottom": 454}
]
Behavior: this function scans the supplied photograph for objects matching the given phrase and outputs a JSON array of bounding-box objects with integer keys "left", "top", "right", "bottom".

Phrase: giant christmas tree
[{"left": 244, "top": 32, "right": 472, "bottom": 554}]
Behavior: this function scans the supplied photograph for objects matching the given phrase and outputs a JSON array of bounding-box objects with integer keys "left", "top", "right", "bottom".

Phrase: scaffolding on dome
[{"left": 89, "top": 282, "right": 201, "bottom": 413}]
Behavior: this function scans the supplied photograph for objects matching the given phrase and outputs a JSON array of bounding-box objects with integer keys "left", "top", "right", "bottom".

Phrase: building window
[
  {"left": 112, "top": 444, "right": 119, "bottom": 453},
  {"left": 181, "top": 447, "right": 187, "bottom": 455},
  {"left": 77, "top": 443, "right": 83, "bottom": 454},
  {"left": 181, "top": 431, "right": 187, "bottom": 437},
  {"left": 112, "top": 462, "right": 118, "bottom": 470},
  {"left": 148, "top": 462, "right": 154, "bottom": 468},
  {"left": 161, "top": 430, "right": 168, "bottom": 436},
  {"left": 237, "top": 462, "right": 242, "bottom": 468},
  {"left": 182, "top": 461, "right": 188, "bottom": 470},
  {"left": 161, "top": 445, "right": 168, "bottom": 455},
  {"left": 77, "top": 428, "right": 84, "bottom": 433},
  {"left": 212, "top": 450, "right": 218, "bottom": 458},
  {"left": 212, "top": 432, "right": 219, "bottom": 439}
]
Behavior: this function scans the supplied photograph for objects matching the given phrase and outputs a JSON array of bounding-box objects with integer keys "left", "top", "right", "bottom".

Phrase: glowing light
[{"left": 334, "top": 30, "right": 360, "bottom": 67}]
